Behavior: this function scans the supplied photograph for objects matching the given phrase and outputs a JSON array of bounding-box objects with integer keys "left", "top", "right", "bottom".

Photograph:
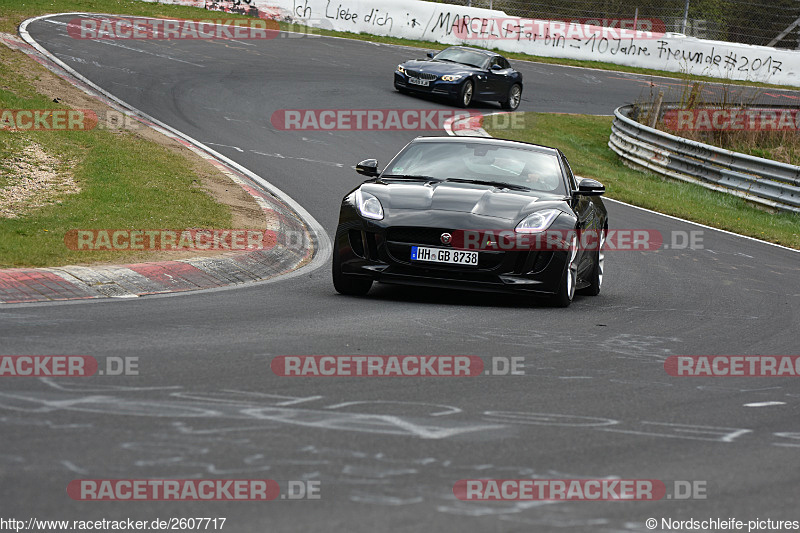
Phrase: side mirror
[
  {"left": 490, "top": 64, "right": 503, "bottom": 71},
  {"left": 427, "top": 52, "right": 434, "bottom": 58},
  {"left": 576, "top": 178, "right": 605, "bottom": 196},
  {"left": 356, "top": 159, "right": 379, "bottom": 177}
]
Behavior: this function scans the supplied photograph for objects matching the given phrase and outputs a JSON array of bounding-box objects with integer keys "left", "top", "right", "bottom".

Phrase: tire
[
  {"left": 456, "top": 79, "right": 474, "bottom": 108},
  {"left": 549, "top": 233, "right": 578, "bottom": 308},
  {"left": 332, "top": 238, "right": 373, "bottom": 296},
  {"left": 577, "top": 227, "right": 606, "bottom": 296},
  {"left": 500, "top": 84, "right": 522, "bottom": 111}
]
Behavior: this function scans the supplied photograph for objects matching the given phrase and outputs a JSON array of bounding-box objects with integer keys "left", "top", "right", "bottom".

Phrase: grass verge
[
  {"left": 0, "top": 27, "right": 250, "bottom": 267},
  {"left": 485, "top": 113, "right": 800, "bottom": 249}
]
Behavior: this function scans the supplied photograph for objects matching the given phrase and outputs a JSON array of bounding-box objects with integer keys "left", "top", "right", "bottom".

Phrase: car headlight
[
  {"left": 397, "top": 65, "right": 406, "bottom": 75},
  {"left": 515, "top": 209, "right": 560, "bottom": 233},
  {"left": 355, "top": 189, "right": 384, "bottom": 220},
  {"left": 441, "top": 75, "right": 463, "bottom": 81}
]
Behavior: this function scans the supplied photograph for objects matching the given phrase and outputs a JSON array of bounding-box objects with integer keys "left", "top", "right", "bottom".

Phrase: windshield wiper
[
  {"left": 443, "top": 178, "right": 531, "bottom": 191},
  {"left": 380, "top": 174, "right": 440, "bottom": 182}
]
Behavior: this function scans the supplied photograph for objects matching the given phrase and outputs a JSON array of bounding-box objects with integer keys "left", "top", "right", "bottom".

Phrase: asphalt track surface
[{"left": 2, "top": 14, "right": 800, "bottom": 532}]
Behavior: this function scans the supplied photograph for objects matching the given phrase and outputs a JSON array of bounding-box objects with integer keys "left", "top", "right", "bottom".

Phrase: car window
[
  {"left": 433, "top": 48, "right": 490, "bottom": 69},
  {"left": 560, "top": 154, "right": 578, "bottom": 191},
  {"left": 385, "top": 142, "right": 567, "bottom": 194}
]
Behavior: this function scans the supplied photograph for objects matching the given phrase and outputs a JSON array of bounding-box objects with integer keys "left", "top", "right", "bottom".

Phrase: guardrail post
[{"left": 648, "top": 91, "right": 664, "bottom": 128}]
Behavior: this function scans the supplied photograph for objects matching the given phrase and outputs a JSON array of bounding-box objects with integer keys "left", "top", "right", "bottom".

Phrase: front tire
[
  {"left": 549, "top": 233, "right": 578, "bottom": 308},
  {"left": 456, "top": 79, "right": 474, "bottom": 108},
  {"left": 332, "top": 240, "right": 373, "bottom": 296},
  {"left": 500, "top": 84, "right": 522, "bottom": 111},
  {"left": 577, "top": 227, "right": 606, "bottom": 296}
]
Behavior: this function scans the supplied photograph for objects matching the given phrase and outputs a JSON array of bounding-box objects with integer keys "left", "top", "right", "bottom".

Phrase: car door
[
  {"left": 485, "top": 57, "right": 513, "bottom": 99},
  {"left": 472, "top": 57, "right": 500, "bottom": 99}
]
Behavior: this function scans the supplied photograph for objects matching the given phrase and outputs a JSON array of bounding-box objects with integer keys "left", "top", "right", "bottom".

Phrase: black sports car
[
  {"left": 332, "top": 137, "right": 608, "bottom": 307},
  {"left": 394, "top": 46, "right": 523, "bottom": 110}
]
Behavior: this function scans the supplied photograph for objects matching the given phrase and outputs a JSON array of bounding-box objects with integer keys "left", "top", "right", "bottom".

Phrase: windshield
[
  {"left": 384, "top": 141, "right": 567, "bottom": 194},
  {"left": 432, "top": 48, "right": 489, "bottom": 69}
]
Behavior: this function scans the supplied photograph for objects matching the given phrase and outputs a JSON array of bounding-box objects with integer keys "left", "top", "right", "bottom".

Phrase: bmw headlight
[
  {"left": 441, "top": 75, "right": 463, "bottom": 82},
  {"left": 355, "top": 189, "right": 384, "bottom": 220},
  {"left": 515, "top": 209, "right": 560, "bottom": 233},
  {"left": 397, "top": 65, "right": 406, "bottom": 75}
]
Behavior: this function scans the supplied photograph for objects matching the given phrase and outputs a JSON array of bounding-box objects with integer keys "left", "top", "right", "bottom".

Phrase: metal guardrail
[{"left": 609, "top": 104, "right": 800, "bottom": 213}]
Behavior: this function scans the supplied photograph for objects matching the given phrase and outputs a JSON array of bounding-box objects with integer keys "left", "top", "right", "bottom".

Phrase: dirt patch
[{"left": 0, "top": 140, "right": 79, "bottom": 218}]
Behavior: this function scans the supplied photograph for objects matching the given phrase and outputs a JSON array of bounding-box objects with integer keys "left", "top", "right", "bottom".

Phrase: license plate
[
  {"left": 408, "top": 77, "right": 430, "bottom": 87},
  {"left": 411, "top": 246, "right": 478, "bottom": 266}
]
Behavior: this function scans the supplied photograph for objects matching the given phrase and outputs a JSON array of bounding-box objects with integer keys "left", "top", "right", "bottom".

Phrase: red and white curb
[
  {"left": 444, "top": 112, "right": 492, "bottom": 137},
  {"left": 0, "top": 23, "right": 329, "bottom": 304}
]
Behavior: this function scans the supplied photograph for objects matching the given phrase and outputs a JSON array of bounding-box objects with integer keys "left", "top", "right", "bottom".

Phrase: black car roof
[{"left": 411, "top": 136, "right": 560, "bottom": 156}]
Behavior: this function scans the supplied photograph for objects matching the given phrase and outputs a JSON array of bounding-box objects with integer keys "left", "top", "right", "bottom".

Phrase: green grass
[
  {"left": 0, "top": 42, "right": 233, "bottom": 267},
  {"left": 485, "top": 113, "right": 800, "bottom": 249}
]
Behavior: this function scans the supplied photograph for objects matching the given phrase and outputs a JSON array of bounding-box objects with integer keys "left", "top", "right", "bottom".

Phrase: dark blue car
[{"left": 394, "top": 46, "right": 523, "bottom": 110}]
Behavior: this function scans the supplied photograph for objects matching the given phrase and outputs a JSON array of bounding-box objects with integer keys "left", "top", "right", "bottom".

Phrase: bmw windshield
[{"left": 432, "top": 48, "right": 489, "bottom": 69}]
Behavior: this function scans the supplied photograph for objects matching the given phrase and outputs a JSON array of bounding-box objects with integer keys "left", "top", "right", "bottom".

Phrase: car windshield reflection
[
  {"left": 385, "top": 142, "right": 566, "bottom": 194},
  {"left": 433, "top": 48, "right": 488, "bottom": 69}
]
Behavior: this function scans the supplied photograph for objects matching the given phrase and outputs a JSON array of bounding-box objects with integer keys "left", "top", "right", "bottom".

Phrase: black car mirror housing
[
  {"left": 576, "top": 178, "right": 605, "bottom": 196},
  {"left": 356, "top": 159, "right": 380, "bottom": 177},
  {"left": 427, "top": 52, "right": 434, "bottom": 58}
]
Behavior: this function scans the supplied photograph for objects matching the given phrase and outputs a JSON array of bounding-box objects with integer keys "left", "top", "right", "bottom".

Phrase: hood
[
  {"left": 360, "top": 181, "right": 566, "bottom": 222},
  {"left": 400, "top": 59, "right": 481, "bottom": 76}
]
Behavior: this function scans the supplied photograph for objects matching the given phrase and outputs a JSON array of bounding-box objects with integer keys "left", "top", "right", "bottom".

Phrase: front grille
[
  {"left": 386, "top": 226, "right": 460, "bottom": 246},
  {"left": 387, "top": 227, "right": 453, "bottom": 246},
  {"left": 405, "top": 69, "right": 438, "bottom": 81}
]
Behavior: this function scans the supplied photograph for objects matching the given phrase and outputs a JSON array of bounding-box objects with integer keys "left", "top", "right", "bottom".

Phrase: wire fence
[{"left": 426, "top": 0, "right": 800, "bottom": 49}]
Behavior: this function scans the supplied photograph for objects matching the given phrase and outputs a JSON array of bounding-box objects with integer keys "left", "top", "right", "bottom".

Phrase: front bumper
[
  {"left": 335, "top": 220, "right": 568, "bottom": 296},
  {"left": 394, "top": 72, "right": 460, "bottom": 98}
]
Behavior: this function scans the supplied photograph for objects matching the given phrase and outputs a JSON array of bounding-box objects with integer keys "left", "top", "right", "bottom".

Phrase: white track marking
[{"left": 744, "top": 401, "right": 787, "bottom": 407}]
